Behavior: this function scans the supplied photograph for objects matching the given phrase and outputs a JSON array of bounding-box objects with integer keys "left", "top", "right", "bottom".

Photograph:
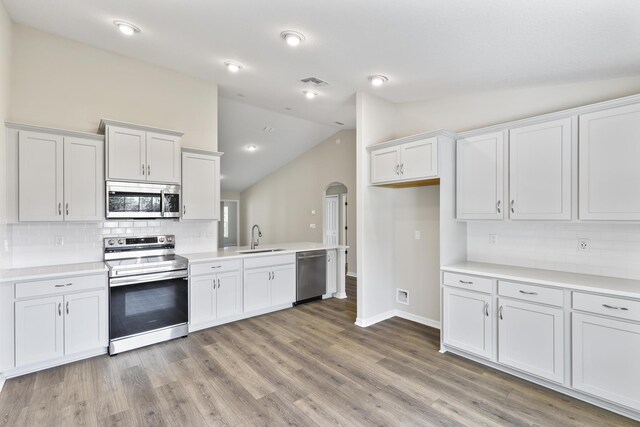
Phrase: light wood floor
[{"left": 0, "top": 278, "right": 636, "bottom": 426}]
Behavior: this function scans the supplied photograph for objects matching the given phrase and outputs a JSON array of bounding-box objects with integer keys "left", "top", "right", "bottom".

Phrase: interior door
[
  {"left": 64, "top": 290, "right": 107, "bottom": 355},
  {"left": 18, "top": 131, "right": 64, "bottom": 222},
  {"left": 107, "top": 126, "right": 146, "bottom": 181},
  {"left": 146, "top": 132, "right": 181, "bottom": 184},
  {"left": 64, "top": 137, "right": 104, "bottom": 221},
  {"left": 325, "top": 195, "right": 339, "bottom": 245},
  {"left": 216, "top": 271, "right": 243, "bottom": 319},
  {"left": 15, "top": 296, "right": 64, "bottom": 367},
  {"left": 400, "top": 137, "right": 438, "bottom": 180}
]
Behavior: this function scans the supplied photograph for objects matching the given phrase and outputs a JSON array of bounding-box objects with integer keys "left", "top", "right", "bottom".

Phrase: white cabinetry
[
  {"left": 370, "top": 136, "right": 438, "bottom": 185},
  {"left": 270, "top": 264, "right": 296, "bottom": 306},
  {"left": 579, "top": 103, "right": 640, "bottom": 220},
  {"left": 102, "top": 120, "right": 182, "bottom": 185},
  {"left": 243, "top": 255, "right": 296, "bottom": 313},
  {"left": 326, "top": 249, "right": 337, "bottom": 294},
  {"left": 16, "top": 127, "right": 104, "bottom": 222},
  {"left": 509, "top": 118, "right": 572, "bottom": 220},
  {"left": 15, "top": 296, "right": 64, "bottom": 366},
  {"left": 456, "top": 132, "right": 504, "bottom": 220},
  {"left": 189, "top": 269, "right": 242, "bottom": 329},
  {"left": 244, "top": 268, "right": 271, "bottom": 313},
  {"left": 181, "top": 149, "right": 222, "bottom": 220},
  {"left": 442, "top": 287, "right": 492, "bottom": 359}
]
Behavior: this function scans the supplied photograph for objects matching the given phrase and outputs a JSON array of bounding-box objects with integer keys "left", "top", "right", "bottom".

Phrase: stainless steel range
[{"left": 105, "top": 235, "right": 189, "bottom": 355}]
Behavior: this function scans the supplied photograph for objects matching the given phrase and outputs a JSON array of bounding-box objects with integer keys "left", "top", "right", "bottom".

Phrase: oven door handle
[{"left": 109, "top": 270, "right": 187, "bottom": 287}]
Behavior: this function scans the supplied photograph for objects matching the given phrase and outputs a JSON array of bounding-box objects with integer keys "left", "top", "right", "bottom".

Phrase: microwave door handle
[{"left": 161, "top": 189, "right": 165, "bottom": 217}]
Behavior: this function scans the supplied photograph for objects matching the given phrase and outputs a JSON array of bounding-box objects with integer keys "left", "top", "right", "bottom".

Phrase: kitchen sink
[{"left": 236, "top": 248, "right": 286, "bottom": 254}]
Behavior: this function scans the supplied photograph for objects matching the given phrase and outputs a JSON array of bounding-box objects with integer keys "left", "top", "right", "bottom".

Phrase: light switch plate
[
  {"left": 415, "top": 231, "right": 421, "bottom": 240},
  {"left": 309, "top": 224, "right": 316, "bottom": 229}
]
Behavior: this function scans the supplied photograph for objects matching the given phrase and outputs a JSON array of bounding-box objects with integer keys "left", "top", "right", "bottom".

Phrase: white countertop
[
  {"left": 442, "top": 261, "right": 640, "bottom": 299},
  {"left": 181, "top": 242, "right": 348, "bottom": 263},
  {"left": 0, "top": 261, "right": 108, "bottom": 283}
]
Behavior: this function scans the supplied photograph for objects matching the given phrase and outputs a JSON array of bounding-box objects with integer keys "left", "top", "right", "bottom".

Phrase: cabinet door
[
  {"left": 572, "top": 313, "right": 640, "bottom": 410},
  {"left": 498, "top": 298, "right": 564, "bottom": 383},
  {"left": 216, "top": 271, "right": 243, "bottom": 320},
  {"left": 64, "top": 137, "right": 104, "bottom": 221},
  {"left": 271, "top": 264, "right": 296, "bottom": 307},
  {"left": 509, "top": 119, "right": 571, "bottom": 220},
  {"left": 182, "top": 152, "right": 220, "bottom": 220},
  {"left": 107, "top": 126, "right": 146, "bottom": 181},
  {"left": 443, "top": 287, "right": 492, "bottom": 359},
  {"left": 146, "top": 132, "right": 181, "bottom": 184},
  {"left": 400, "top": 137, "right": 438, "bottom": 180},
  {"left": 64, "top": 290, "right": 107, "bottom": 355},
  {"left": 326, "top": 249, "right": 337, "bottom": 294},
  {"left": 18, "top": 131, "right": 64, "bottom": 222},
  {"left": 190, "top": 276, "right": 216, "bottom": 325},
  {"left": 244, "top": 268, "right": 271, "bottom": 313},
  {"left": 15, "top": 296, "right": 64, "bottom": 367},
  {"left": 579, "top": 103, "right": 640, "bottom": 220},
  {"left": 371, "top": 146, "right": 400, "bottom": 184},
  {"left": 457, "top": 132, "right": 504, "bottom": 220}
]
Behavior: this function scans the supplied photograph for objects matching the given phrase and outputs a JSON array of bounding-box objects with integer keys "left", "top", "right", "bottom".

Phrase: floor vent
[{"left": 396, "top": 288, "right": 409, "bottom": 305}]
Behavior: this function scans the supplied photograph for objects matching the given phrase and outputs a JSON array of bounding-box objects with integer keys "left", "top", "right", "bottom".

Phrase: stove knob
[
  {"left": 167, "top": 236, "right": 173, "bottom": 243},
  {"left": 118, "top": 239, "right": 125, "bottom": 245},
  {"left": 107, "top": 239, "right": 115, "bottom": 245},
  {"left": 159, "top": 237, "right": 165, "bottom": 243}
]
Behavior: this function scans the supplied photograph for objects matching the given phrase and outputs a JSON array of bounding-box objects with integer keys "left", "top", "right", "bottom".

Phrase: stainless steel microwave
[{"left": 106, "top": 182, "right": 180, "bottom": 219}]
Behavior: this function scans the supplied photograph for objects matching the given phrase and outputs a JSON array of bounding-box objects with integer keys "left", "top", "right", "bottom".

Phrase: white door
[
  {"left": 509, "top": 119, "right": 572, "bottom": 220},
  {"left": 146, "top": 132, "right": 181, "bottom": 184},
  {"left": 579, "top": 103, "right": 640, "bottom": 220},
  {"left": 326, "top": 249, "right": 337, "bottom": 294},
  {"left": 270, "top": 264, "right": 296, "bottom": 307},
  {"left": 400, "top": 137, "right": 438, "bottom": 180},
  {"left": 182, "top": 152, "right": 220, "bottom": 220},
  {"left": 64, "top": 290, "right": 107, "bottom": 355},
  {"left": 243, "top": 268, "right": 271, "bottom": 313},
  {"left": 18, "top": 131, "right": 64, "bottom": 222},
  {"left": 443, "top": 287, "right": 493, "bottom": 359},
  {"left": 190, "top": 276, "right": 216, "bottom": 325},
  {"left": 64, "top": 137, "right": 104, "bottom": 221},
  {"left": 15, "top": 296, "right": 64, "bottom": 367},
  {"left": 371, "top": 146, "right": 401, "bottom": 184},
  {"left": 457, "top": 132, "right": 504, "bottom": 220},
  {"left": 498, "top": 298, "right": 564, "bottom": 383},
  {"left": 216, "top": 271, "right": 243, "bottom": 320},
  {"left": 325, "top": 195, "right": 339, "bottom": 245},
  {"left": 107, "top": 126, "right": 146, "bottom": 181},
  {"left": 572, "top": 313, "right": 640, "bottom": 411}
]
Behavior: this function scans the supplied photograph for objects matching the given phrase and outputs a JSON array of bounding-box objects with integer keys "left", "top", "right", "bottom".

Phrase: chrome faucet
[{"left": 251, "top": 224, "right": 262, "bottom": 250}]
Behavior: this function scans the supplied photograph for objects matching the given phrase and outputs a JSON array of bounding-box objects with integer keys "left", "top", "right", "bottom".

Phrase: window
[{"left": 223, "top": 206, "right": 229, "bottom": 238}]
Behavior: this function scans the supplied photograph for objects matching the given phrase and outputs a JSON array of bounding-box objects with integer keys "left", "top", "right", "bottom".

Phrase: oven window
[{"left": 109, "top": 277, "right": 188, "bottom": 340}]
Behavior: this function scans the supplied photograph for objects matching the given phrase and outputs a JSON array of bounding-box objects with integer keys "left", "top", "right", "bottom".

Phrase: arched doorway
[{"left": 323, "top": 182, "right": 348, "bottom": 271}]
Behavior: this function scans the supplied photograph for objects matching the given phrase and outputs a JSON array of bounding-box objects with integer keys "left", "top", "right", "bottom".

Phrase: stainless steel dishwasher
[{"left": 295, "top": 250, "right": 327, "bottom": 304}]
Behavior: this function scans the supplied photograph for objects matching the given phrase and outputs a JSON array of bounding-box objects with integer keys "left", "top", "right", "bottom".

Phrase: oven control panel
[{"left": 104, "top": 235, "right": 175, "bottom": 249}]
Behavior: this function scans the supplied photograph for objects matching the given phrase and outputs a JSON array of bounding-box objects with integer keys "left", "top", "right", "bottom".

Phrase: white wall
[
  {"left": 240, "top": 130, "right": 357, "bottom": 274},
  {"left": 0, "top": 4, "right": 12, "bottom": 268}
]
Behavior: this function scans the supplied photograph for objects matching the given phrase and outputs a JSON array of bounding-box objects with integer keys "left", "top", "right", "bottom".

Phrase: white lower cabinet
[
  {"left": 326, "top": 249, "right": 337, "bottom": 294},
  {"left": 270, "top": 264, "right": 296, "bottom": 307},
  {"left": 497, "top": 298, "right": 564, "bottom": 383},
  {"left": 189, "top": 270, "right": 242, "bottom": 326},
  {"left": 243, "top": 260, "right": 296, "bottom": 313},
  {"left": 15, "top": 289, "right": 107, "bottom": 368},
  {"left": 572, "top": 312, "right": 640, "bottom": 411},
  {"left": 442, "top": 287, "right": 493, "bottom": 359}
]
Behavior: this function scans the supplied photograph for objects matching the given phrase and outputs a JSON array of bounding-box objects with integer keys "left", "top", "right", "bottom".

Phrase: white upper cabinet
[
  {"left": 370, "top": 135, "right": 439, "bottom": 185},
  {"left": 182, "top": 150, "right": 221, "bottom": 220},
  {"left": 18, "top": 131, "right": 64, "bottom": 222},
  {"left": 457, "top": 132, "right": 504, "bottom": 220},
  {"left": 103, "top": 120, "right": 183, "bottom": 184},
  {"left": 16, "top": 128, "right": 103, "bottom": 222},
  {"left": 509, "top": 118, "right": 572, "bottom": 220},
  {"left": 579, "top": 103, "right": 640, "bottom": 220}
]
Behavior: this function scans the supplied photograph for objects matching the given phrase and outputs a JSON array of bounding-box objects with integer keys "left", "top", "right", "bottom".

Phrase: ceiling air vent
[{"left": 300, "top": 76, "right": 329, "bottom": 87}]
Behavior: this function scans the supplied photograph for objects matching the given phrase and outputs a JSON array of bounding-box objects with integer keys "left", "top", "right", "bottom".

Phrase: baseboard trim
[
  {"left": 346, "top": 272, "right": 357, "bottom": 278},
  {"left": 355, "top": 310, "right": 440, "bottom": 329},
  {"left": 0, "top": 373, "right": 5, "bottom": 393},
  {"left": 333, "top": 292, "right": 347, "bottom": 299}
]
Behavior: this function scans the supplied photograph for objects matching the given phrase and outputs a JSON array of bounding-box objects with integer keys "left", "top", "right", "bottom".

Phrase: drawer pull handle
[
  {"left": 499, "top": 305, "right": 504, "bottom": 320},
  {"left": 55, "top": 284, "right": 65, "bottom": 288},
  {"left": 602, "top": 304, "right": 629, "bottom": 311},
  {"left": 211, "top": 266, "right": 222, "bottom": 269},
  {"left": 459, "top": 280, "right": 473, "bottom": 285},
  {"left": 519, "top": 290, "right": 538, "bottom": 295}
]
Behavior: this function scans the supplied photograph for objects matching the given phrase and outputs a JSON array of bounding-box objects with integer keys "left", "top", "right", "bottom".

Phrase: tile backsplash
[
  {"left": 468, "top": 221, "right": 640, "bottom": 281},
  {"left": 6, "top": 220, "right": 218, "bottom": 268}
]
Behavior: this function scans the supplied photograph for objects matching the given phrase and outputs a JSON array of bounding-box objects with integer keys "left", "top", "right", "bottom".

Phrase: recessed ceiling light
[
  {"left": 303, "top": 90, "right": 317, "bottom": 99},
  {"left": 224, "top": 61, "right": 242, "bottom": 73},
  {"left": 113, "top": 20, "right": 140, "bottom": 36},
  {"left": 368, "top": 75, "right": 389, "bottom": 87},
  {"left": 246, "top": 145, "right": 257, "bottom": 152},
  {"left": 280, "top": 30, "right": 305, "bottom": 46}
]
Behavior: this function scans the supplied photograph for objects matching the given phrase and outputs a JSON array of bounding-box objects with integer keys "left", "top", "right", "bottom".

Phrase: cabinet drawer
[
  {"left": 244, "top": 253, "right": 296, "bottom": 270},
  {"left": 190, "top": 259, "right": 241, "bottom": 276},
  {"left": 573, "top": 292, "right": 640, "bottom": 322},
  {"left": 15, "top": 274, "right": 107, "bottom": 299},
  {"left": 443, "top": 272, "right": 492, "bottom": 294},
  {"left": 499, "top": 281, "right": 564, "bottom": 307}
]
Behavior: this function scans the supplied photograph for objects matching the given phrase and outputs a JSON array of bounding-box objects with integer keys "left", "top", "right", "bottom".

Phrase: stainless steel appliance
[
  {"left": 295, "top": 250, "right": 327, "bottom": 304},
  {"left": 105, "top": 235, "right": 188, "bottom": 355},
  {"left": 106, "top": 181, "right": 180, "bottom": 219}
]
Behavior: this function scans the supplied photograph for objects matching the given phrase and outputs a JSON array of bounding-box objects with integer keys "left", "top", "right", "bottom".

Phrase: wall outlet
[
  {"left": 415, "top": 231, "right": 421, "bottom": 240},
  {"left": 55, "top": 236, "right": 64, "bottom": 246},
  {"left": 396, "top": 288, "right": 409, "bottom": 305},
  {"left": 309, "top": 223, "right": 316, "bottom": 229},
  {"left": 578, "top": 238, "right": 590, "bottom": 252},
  {"left": 490, "top": 234, "right": 497, "bottom": 245}
]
